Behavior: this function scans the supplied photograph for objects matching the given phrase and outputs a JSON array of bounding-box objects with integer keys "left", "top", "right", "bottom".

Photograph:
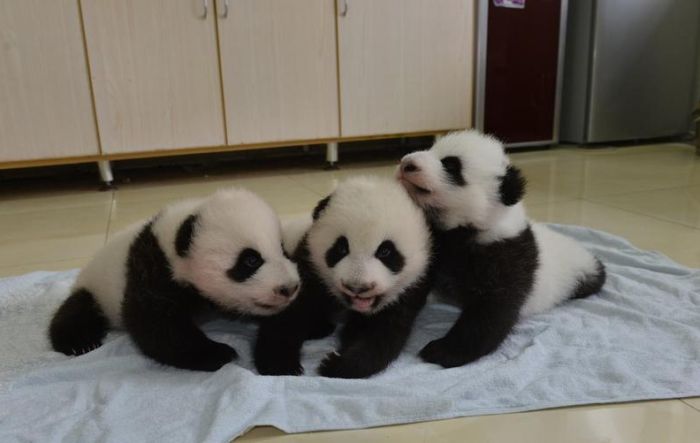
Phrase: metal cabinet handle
[
  {"left": 201, "top": 0, "right": 208, "bottom": 19},
  {"left": 339, "top": 0, "right": 348, "bottom": 17},
  {"left": 219, "top": 0, "right": 229, "bottom": 18}
]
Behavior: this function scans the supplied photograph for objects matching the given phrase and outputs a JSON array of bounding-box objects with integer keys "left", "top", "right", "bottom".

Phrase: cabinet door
[
  {"left": 338, "top": 0, "right": 474, "bottom": 137},
  {"left": 0, "top": 0, "right": 99, "bottom": 162},
  {"left": 217, "top": 0, "right": 339, "bottom": 144},
  {"left": 82, "top": 0, "right": 225, "bottom": 154}
]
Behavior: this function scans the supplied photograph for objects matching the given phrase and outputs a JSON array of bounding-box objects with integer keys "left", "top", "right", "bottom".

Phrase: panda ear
[
  {"left": 499, "top": 165, "right": 526, "bottom": 206},
  {"left": 175, "top": 214, "right": 199, "bottom": 257},
  {"left": 312, "top": 195, "right": 332, "bottom": 221}
]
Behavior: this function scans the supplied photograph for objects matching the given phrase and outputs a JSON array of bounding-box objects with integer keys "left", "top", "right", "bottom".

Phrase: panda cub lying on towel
[
  {"left": 49, "top": 189, "right": 300, "bottom": 371},
  {"left": 398, "top": 130, "right": 606, "bottom": 368},
  {"left": 255, "top": 177, "right": 433, "bottom": 378}
]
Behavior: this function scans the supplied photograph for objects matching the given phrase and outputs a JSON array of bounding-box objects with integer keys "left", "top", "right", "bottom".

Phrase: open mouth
[{"left": 342, "top": 294, "right": 384, "bottom": 313}]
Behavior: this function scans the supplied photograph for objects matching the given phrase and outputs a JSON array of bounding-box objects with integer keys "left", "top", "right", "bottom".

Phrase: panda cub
[
  {"left": 49, "top": 189, "right": 300, "bottom": 371},
  {"left": 254, "top": 177, "right": 433, "bottom": 378},
  {"left": 398, "top": 130, "right": 606, "bottom": 368}
]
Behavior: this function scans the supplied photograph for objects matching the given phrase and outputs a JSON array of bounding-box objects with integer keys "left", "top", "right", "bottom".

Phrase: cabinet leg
[
  {"left": 325, "top": 142, "right": 339, "bottom": 170},
  {"left": 97, "top": 160, "right": 115, "bottom": 191}
]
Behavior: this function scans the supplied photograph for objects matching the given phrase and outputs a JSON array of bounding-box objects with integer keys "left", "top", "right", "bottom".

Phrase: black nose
[
  {"left": 402, "top": 162, "right": 419, "bottom": 173},
  {"left": 343, "top": 282, "right": 376, "bottom": 295},
  {"left": 275, "top": 284, "right": 298, "bottom": 298}
]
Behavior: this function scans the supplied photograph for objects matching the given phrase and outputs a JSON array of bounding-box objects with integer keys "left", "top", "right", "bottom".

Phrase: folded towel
[{"left": 0, "top": 225, "right": 698, "bottom": 442}]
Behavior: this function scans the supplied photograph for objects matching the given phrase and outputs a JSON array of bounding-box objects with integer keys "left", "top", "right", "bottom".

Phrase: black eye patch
[
  {"left": 374, "top": 240, "right": 405, "bottom": 274},
  {"left": 325, "top": 236, "right": 349, "bottom": 268},
  {"left": 227, "top": 248, "right": 265, "bottom": 282},
  {"left": 440, "top": 156, "right": 466, "bottom": 186}
]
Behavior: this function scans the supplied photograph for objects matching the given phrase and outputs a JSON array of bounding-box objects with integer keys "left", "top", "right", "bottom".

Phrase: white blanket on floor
[{"left": 0, "top": 225, "right": 699, "bottom": 442}]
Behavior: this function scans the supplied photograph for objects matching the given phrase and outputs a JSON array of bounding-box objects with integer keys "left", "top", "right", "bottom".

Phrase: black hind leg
[
  {"left": 573, "top": 260, "right": 607, "bottom": 299},
  {"left": 49, "top": 289, "right": 109, "bottom": 356}
]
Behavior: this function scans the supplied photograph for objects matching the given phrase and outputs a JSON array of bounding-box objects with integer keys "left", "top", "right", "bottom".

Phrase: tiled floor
[{"left": 1, "top": 141, "right": 699, "bottom": 441}]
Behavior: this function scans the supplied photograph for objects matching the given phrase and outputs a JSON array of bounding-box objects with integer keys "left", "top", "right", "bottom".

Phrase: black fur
[
  {"left": 49, "top": 289, "right": 109, "bottom": 356},
  {"left": 120, "top": 222, "right": 237, "bottom": 371},
  {"left": 325, "top": 235, "right": 349, "bottom": 268},
  {"left": 228, "top": 248, "right": 264, "bottom": 282},
  {"left": 573, "top": 259, "right": 606, "bottom": 299},
  {"left": 312, "top": 195, "right": 332, "bottom": 220},
  {"left": 255, "top": 236, "right": 432, "bottom": 378},
  {"left": 441, "top": 156, "right": 466, "bottom": 186},
  {"left": 175, "top": 214, "right": 198, "bottom": 257},
  {"left": 421, "top": 225, "right": 539, "bottom": 368},
  {"left": 375, "top": 240, "right": 405, "bottom": 274},
  {"left": 499, "top": 165, "right": 526, "bottom": 206}
]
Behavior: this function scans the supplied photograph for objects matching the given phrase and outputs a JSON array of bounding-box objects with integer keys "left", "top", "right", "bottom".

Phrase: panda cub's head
[
  {"left": 397, "top": 130, "right": 527, "bottom": 234},
  {"left": 307, "top": 177, "right": 431, "bottom": 314},
  {"left": 159, "top": 189, "right": 300, "bottom": 317}
]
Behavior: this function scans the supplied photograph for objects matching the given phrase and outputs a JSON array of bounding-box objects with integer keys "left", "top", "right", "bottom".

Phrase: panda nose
[
  {"left": 402, "top": 161, "right": 420, "bottom": 173},
  {"left": 274, "top": 284, "right": 299, "bottom": 298},
  {"left": 342, "top": 281, "right": 376, "bottom": 296}
]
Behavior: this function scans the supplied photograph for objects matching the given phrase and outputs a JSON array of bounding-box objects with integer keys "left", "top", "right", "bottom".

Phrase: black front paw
[
  {"left": 193, "top": 341, "right": 238, "bottom": 372},
  {"left": 419, "top": 337, "right": 478, "bottom": 368},
  {"left": 318, "top": 351, "right": 379, "bottom": 379},
  {"left": 255, "top": 347, "right": 304, "bottom": 376}
]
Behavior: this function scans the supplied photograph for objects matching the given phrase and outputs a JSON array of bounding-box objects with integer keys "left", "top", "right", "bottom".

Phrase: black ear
[
  {"left": 312, "top": 195, "right": 332, "bottom": 221},
  {"left": 175, "top": 214, "right": 199, "bottom": 257},
  {"left": 499, "top": 165, "right": 526, "bottom": 206}
]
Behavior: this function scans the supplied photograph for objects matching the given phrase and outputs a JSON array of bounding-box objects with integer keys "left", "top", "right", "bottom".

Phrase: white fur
[
  {"left": 306, "top": 176, "right": 431, "bottom": 314},
  {"left": 398, "top": 130, "right": 601, "bottom": 316},
  {"left": 74, "top": 188, "right": 299, "bottom": 327}
]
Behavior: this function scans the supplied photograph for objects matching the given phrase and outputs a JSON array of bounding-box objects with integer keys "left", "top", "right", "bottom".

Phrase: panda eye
[
  {"left": 228, "top": 248, "right": 265, "bottom": 282},
  {"left": 440, "top": 156, "right": 466, "bottom": 186},
  {"left": 325, "top": 235, "right": 350, "bottom": 268},
  {"left": 376, "top": 244, "right": 392, "bottom": 258},
  {"left": 244, "top": 254, "right": 262, "bottom": 268},
  {"left": 374, "top": 240, "right": 405, "bottom": 274}
]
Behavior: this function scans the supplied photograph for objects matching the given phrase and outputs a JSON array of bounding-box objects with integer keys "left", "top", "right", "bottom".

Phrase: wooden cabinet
[
  {"left": 0, "top": 0, "right": 99, "bottom": 162},
  {"left": 81, "top": 0, "right": 225, "bottom": 154},
  {"left": 337, "top": 0, "right": 474, "bottom": 137},
  {"left": 217, "top": 0, "right": 339, "bottom": 145}
]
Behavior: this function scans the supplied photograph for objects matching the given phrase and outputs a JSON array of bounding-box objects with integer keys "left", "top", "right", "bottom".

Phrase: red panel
[{"left": 484, "top": 0, "right": 562, "bottom": 143}]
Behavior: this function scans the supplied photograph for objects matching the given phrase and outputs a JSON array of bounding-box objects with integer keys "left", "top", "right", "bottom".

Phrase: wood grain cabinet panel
[
  {"left": 337, "top": 0, "right": 474, "bottom": 137},
  {"left": 217, "top": 0, "right": 339, "bottom": 144},
  {"left": 81, "top": 0, "right": 225, "bottom": 154},
  {"left": 0, "top": 0, "right": 99, "bottom": 162}
]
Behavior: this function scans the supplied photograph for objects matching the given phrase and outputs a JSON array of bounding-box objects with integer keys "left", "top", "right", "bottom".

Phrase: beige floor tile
[
  {"left": 576, "top": 145, "right": 700, "bottom": 198},
  {"left": 0, "top": 204, "right": 110, "bottom": 268},
  {"left": 0, "top": 183, "right": 113, "bottom": 215},
  {"left": 511, "top": 155, "right": 585, "bottom": 205},
  {"left": 528, "top": 199, "right": 700, "bottom": 268},
  {"left": 682, "top": 398, "right": 700, "bottom": 412},
  {"left": 586, "top": 186, "right": 700, "bottom": 229},
  {"left": 240, "top": 400, "right": 700, "bottom": 443},
  {"left": 0, "top": 258, "right": 87, "bottom": 278}
]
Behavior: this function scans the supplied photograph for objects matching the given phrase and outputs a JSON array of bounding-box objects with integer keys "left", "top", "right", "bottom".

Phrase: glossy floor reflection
[{"left": 1, "top": 141, "right": 699, "bottom": 442}]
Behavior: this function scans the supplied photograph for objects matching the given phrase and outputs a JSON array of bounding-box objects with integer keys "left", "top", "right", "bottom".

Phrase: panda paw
[
  {"left": 419, "top": 337, "right": 476, "bottom": 368},
  {"left": 191, "top": 342, "right": 238, "bottom": 372},
  {"left": 255, "top": 350, "right": 304, "bottom": 376},
  {"left": 317, "top": 351, "right": 352, "bottom": 378}
]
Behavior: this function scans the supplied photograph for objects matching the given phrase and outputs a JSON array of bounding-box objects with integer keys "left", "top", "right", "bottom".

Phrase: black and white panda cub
[
  {"left": 254, "top": 177, "right": 433, "bottom": 378},
  {"left": 398, "top": 130, "right": 606, "bottom": 368},
  {"left": 49, "top": 189, "right": 300, "bottom": 371}
]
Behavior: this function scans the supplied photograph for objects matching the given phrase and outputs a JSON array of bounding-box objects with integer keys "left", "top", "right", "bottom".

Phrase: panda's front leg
[
  {"left": 123, "top": 296, "right": 237, "bottom": 371},
  {"left": 419, "top": 293, "right": 521, "bottom": 368},
  {"left": 318, "top": 301, "right": 422, "bottom": 379}
]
